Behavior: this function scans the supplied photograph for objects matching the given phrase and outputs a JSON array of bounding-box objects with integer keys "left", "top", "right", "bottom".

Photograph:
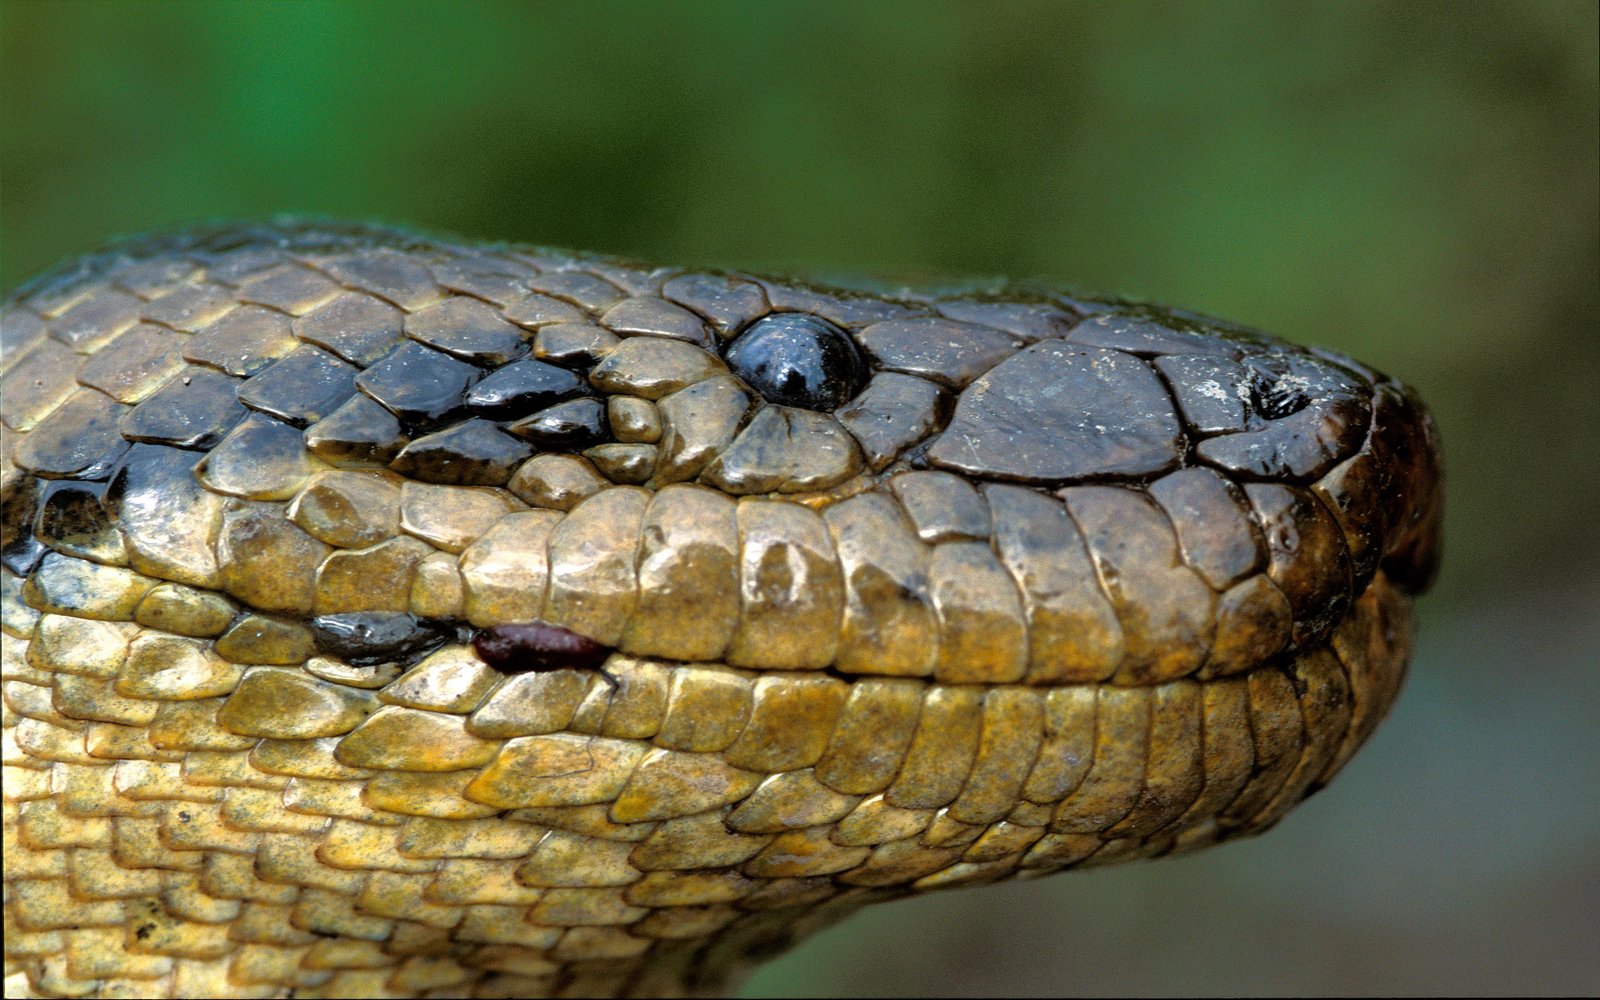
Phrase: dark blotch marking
[
  {"left": 473, "top": 621, "right": 615, "bottom": 684},
  {"left": 353, "top": 340, "right": 481, "bottom": 430},
  {"left": 311, "top": 612, "right": 450, "bottom": 667},
  {"left": 0, "top": 475, "right": 46, "bottom": 576},
  {"left": 506, "top": 397, "right": 609, "bottom": 449},
  {"left": 37, "top": 479, "right": 116, "bottom": 542},
  {"left": 464, "top": 359, "right": 590, "bottom": 420}
]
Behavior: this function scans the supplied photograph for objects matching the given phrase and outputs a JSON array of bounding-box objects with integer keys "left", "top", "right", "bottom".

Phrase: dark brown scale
[
  {"left": 473, "top": 621, "right": 616, "bottom": 684},
  {"left": 507, "top": 397, "right": 609, "bottom": 449},
  {"left": 302, "top": 393, "right": 409, "bottom": 467},
  {"left": 293, "top": 291, "right": 406, "bottom": 366},
  {"left": 404, "top": 296, "right": 531, "bottom": 366},
  {"left": 389, "top": 418, "right": 532, "bottom": 486},
  {"left": 118, "top": 366, "right": 248, "bottom": 449},
  {"left": 1066, "top": 308, "right": 1247, "bottom": 357},
  {"left": 926, "top": 341, "right": 1183, "bottom": 483},
  {"left": 858, "top": 316, "right": 1019, "bottom": 389},
  {"left": 235, "top": 344, "right": 359, "bottom": 427},
  {"left": 464, "top": 358, "right": 590, "bottom": 419},
  {"left": 183, "top": 305, "right": 297, "bottom": 376},
  {"left": 354, "top": 340, "right": 482, "bottom": 427},
  {"left": 13, "top": 390, "right": 130, "bottom": 479},
  {"left": 195, "top": 413, "right": 309, "bottom": 492}
]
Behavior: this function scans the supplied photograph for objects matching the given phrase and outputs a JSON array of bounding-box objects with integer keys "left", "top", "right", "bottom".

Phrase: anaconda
[{"left": 0, "top": 221, "right": 1443, "bottom": 998}]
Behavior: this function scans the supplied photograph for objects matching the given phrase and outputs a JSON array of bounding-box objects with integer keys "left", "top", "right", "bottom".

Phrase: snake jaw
[{"left": 1, "top": 221, "right": 1440, "bottom": 999}]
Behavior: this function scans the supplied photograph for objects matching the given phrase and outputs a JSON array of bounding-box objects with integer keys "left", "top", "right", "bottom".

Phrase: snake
[{"left": 0, "top": 220, "right": 1443, "bottom": 999}]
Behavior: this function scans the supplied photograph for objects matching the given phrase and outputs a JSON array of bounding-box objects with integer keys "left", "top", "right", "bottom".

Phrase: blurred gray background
[{"left": 3, "top": 1, "right": 1595, "bottom": 994}]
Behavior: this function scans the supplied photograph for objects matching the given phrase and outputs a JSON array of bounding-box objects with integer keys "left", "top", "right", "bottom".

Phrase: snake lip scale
[{"left": 1, "top": 221, "right": 1442, "bottom": 999}]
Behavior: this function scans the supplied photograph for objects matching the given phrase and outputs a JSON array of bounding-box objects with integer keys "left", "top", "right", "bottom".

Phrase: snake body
[{"left": 0, "top": 222, "right": 1442, "bottom": 998}]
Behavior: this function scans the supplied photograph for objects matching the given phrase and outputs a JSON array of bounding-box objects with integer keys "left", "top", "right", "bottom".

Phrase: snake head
[{"left": 0, "top": 220, "right": 1442, "bottom": 998}]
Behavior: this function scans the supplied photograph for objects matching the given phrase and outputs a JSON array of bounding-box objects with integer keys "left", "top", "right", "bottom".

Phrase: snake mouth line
[{"left": 0, "top": 221, "right": 1439, "bottom": 1000}]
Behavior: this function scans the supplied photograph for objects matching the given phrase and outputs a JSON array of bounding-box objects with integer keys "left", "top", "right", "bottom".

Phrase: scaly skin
[{"left": 0, "top": 221, "right": 1442, "bottom": 999}]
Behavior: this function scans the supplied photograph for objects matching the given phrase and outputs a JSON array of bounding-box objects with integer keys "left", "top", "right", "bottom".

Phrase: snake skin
[{"left": 0, "top": 221, "right": 1442, "bottom": 998}]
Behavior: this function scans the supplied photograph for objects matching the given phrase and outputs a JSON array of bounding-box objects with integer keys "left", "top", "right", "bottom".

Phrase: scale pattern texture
[{"left": 1, "top": 222, "right": 1441, "bottom": 998}]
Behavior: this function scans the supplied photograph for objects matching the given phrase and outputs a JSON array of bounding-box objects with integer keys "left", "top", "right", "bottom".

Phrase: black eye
[{"left": 725, "top": 314, "right": 868, "bottom": 411}]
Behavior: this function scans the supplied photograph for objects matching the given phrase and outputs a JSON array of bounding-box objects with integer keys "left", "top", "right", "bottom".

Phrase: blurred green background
[{"left": 3, "top": 0, "right": 1595, "bottom": 994}]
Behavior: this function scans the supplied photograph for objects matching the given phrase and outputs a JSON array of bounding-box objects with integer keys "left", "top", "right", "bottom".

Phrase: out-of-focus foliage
[{"left": 2, "top": 1, "right": 1595, "bottom": 995}]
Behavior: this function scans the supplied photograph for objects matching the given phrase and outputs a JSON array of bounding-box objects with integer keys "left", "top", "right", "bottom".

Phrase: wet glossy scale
[{"left": 0, "top": 222, "right": 1441, "bottom": 1000}]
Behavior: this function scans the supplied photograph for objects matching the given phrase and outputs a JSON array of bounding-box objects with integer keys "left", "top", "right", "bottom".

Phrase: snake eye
[{"left": 725, "top": 313, "right": 868, "bottom": 411}]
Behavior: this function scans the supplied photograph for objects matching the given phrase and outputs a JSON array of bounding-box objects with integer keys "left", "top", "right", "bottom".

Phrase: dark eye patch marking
[{"left": 473, "top": 621, "right": 616, "bottom": 684}]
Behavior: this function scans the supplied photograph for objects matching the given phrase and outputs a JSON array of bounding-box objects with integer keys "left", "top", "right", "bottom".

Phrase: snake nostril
[
  {"left": 725, "top": 313, "right": 868, "bottom": 411},
  {"left": 1244, "top": 356, "right": 1312, "bottom": 421}
]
